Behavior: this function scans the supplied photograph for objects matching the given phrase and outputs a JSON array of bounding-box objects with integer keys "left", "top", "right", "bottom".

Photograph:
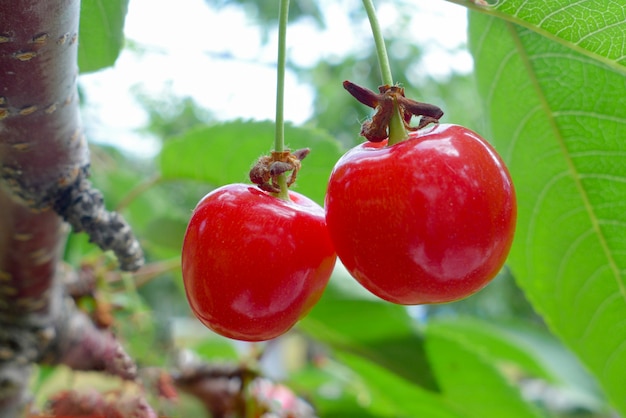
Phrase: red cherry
[
  {"left": 182, "top": 184, "right": 336, "bottom": 341},
  {"left": 325, "top": 124, "right": 516, "bottom": 305}
]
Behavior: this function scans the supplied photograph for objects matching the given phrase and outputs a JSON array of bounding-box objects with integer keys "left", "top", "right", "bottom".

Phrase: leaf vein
[
  {"left": 575, "top": 18, "right": 626, "bottom": 46},
  {"left": 579, "top": 173, "right": 626, "bottom": 185},
  {"left": 504, "top": 105, "right": 543, "bottom": 163},
  {"left": 536, "top": 0, "right": 590, "bottom": 27},
  {"left": 579, "top": 291, "right": 622, "bottom": 342},
  {"left": 553, "top": 110, "right": 626, "bottom": 125},
  {"left": 525, "top": 170, "right": 570, "bottom": 275},
  {"left": 485, "top": 49, "right": 520, "bottom": 114},
  {"left": 573, "top": 264, "right": 611, "bottom": 313},
  {"left": 602, "top": 331, "right": 626, "bottom": 380},
  {"left": 555, "top": 228, "right": 595, "bottom": 325}
]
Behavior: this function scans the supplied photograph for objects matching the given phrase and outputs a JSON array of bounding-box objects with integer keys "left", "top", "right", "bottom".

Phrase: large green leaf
[
  {"left": 159, "top": 120, "right": 344, "bottom": 205},
  {"left": 468, "top": 12, "right": 626, "bottom": 415},
  {"left": 78, "top": 0, "right": 128, "bottom": 73},
  {"left": 448, "top": 0, "right": 626, "bottom": 73},
  {"left": 425, "top": 327, "right": 548, "bottom": 418}
]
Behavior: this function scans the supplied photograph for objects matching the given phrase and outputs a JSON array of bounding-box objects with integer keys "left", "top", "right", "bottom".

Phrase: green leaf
[
  {"left": 337, "top": 352, "right": 468, "bottom": 418},
  {"left": 456, "top": 0, "right": 626, "bottom": 73},
  {"left": 78, "top": 0, "right": 128, "bottom": 73},
  {"left": 159, "top": 120, "right": 344, "bottom": 205},
  {"left": 143, "top": 216, "right": 188, "bottom": 251},
  {"left": 114, "top": 305, "right": 161, "bottom": 365},
  {"left": 428, "top": 317, "right": 607, "bottom": 412},
  {"left": 430, "top": 318, "right": 557, "bottom": 381},
  {"left": 288, "top": 363, "right": 389, "bottom": 417},
  {"left": 193, "top": 338, "right": 239, "bottom": 362},
  {"left": 469, "top": 12, "right": 626, "bottom": 415},
  {"left": 299, "top": 273, "right": 438, "bottom": 391},
  {"left": 425, "top": 327, "right": 548, "bottom": 418}
]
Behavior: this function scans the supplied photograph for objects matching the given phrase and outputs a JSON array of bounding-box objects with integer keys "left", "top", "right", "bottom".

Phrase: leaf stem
[
  {"left": 274, "top": 0, "right": 290, "bottom": 200},
  {"left": 361, "top": 0, "right": 408, "bottom": 144}
]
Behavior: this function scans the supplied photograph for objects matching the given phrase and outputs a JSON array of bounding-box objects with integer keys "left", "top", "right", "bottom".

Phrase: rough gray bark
[{"left": 0, "top": 1, "right": 144, "bottom": 415}]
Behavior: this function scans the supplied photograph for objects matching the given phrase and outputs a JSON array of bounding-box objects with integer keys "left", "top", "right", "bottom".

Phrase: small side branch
[
  {"left": 53, "top": 168, "right": 144, "bottom": 272},
  {"left": 50, "top": 306, "right": 138, "bottom": 381},
  {"left": 2, "top": 280, "right": 141, "bottom": 382}
]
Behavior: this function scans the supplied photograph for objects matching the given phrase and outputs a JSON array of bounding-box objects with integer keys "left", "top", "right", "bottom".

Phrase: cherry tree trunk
[{"left": 0, "top": 1, "right": 142, "bottom": 415}]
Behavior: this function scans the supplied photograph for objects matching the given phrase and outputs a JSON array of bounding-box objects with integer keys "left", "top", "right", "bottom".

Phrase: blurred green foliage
[{"left": 48, "top": 0, "right": 625, "bottom": 417}]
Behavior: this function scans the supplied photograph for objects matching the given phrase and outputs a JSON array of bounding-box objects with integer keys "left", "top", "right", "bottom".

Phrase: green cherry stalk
[
  {"left": 273, "top": 0, "right": 291, "bottom": 200},
  {"left": 248, "top": 0, "right": 311, "bottom": 199}
]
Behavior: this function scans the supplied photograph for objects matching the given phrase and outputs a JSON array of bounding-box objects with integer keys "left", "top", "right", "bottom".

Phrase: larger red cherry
[{"left": 325, "top": 124, "right": 516, "bottom": 305}]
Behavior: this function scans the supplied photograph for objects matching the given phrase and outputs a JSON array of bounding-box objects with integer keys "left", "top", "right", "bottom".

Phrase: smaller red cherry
[{"left": 182, "top": 183, "right": 336, "bottom": 341}]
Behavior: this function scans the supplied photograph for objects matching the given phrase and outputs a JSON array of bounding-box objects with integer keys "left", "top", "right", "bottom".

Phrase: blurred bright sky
[{"left": 80, "top": 0, "right": 471, "bottom": 158}]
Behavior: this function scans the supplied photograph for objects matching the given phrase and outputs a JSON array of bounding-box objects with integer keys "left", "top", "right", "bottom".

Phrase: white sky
[{"left": 80, "top": 0, "right": 470, "bottom": 158}]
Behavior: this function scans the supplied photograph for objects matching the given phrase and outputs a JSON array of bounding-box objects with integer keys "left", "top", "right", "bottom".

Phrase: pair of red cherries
[{"left": 181, "top": 124, "right": 516, "bottom": 341}]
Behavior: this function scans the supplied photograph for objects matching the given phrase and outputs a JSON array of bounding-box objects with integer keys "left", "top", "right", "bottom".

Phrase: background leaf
[
  {"left": 337, "top": 352, "right": 467, "bottom": 418},
  {"left": 78, "top": 0, "right": 128, "bottom": 73},
  {"left": 428, "top": 317, "right": 607, "bottom": 412},
  {"left": 425, "top": 326, "right": 549, "bottom": 418},
  {"left": 299, "top": 269, "right": 438, "bottom": 391},
  {"left": 159, "top": 120, "right": 344, "bottom": 205},
  {"left": 468, "top": 11, "right": 626, "bottom": 415}
]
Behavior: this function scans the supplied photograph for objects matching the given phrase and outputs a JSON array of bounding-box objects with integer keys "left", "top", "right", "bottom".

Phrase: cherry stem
[
  {"left": 361, "top": 0, "right": 408, "bottom": 145},
  {"left": 273, "top": 0, "right": 291, "bottom": 201},
  {"left": 361, "top": 0, "right": 392, "bottom": 86},
  {"left": 387, "top": 104, "right": 407, "bottom": 146}
]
